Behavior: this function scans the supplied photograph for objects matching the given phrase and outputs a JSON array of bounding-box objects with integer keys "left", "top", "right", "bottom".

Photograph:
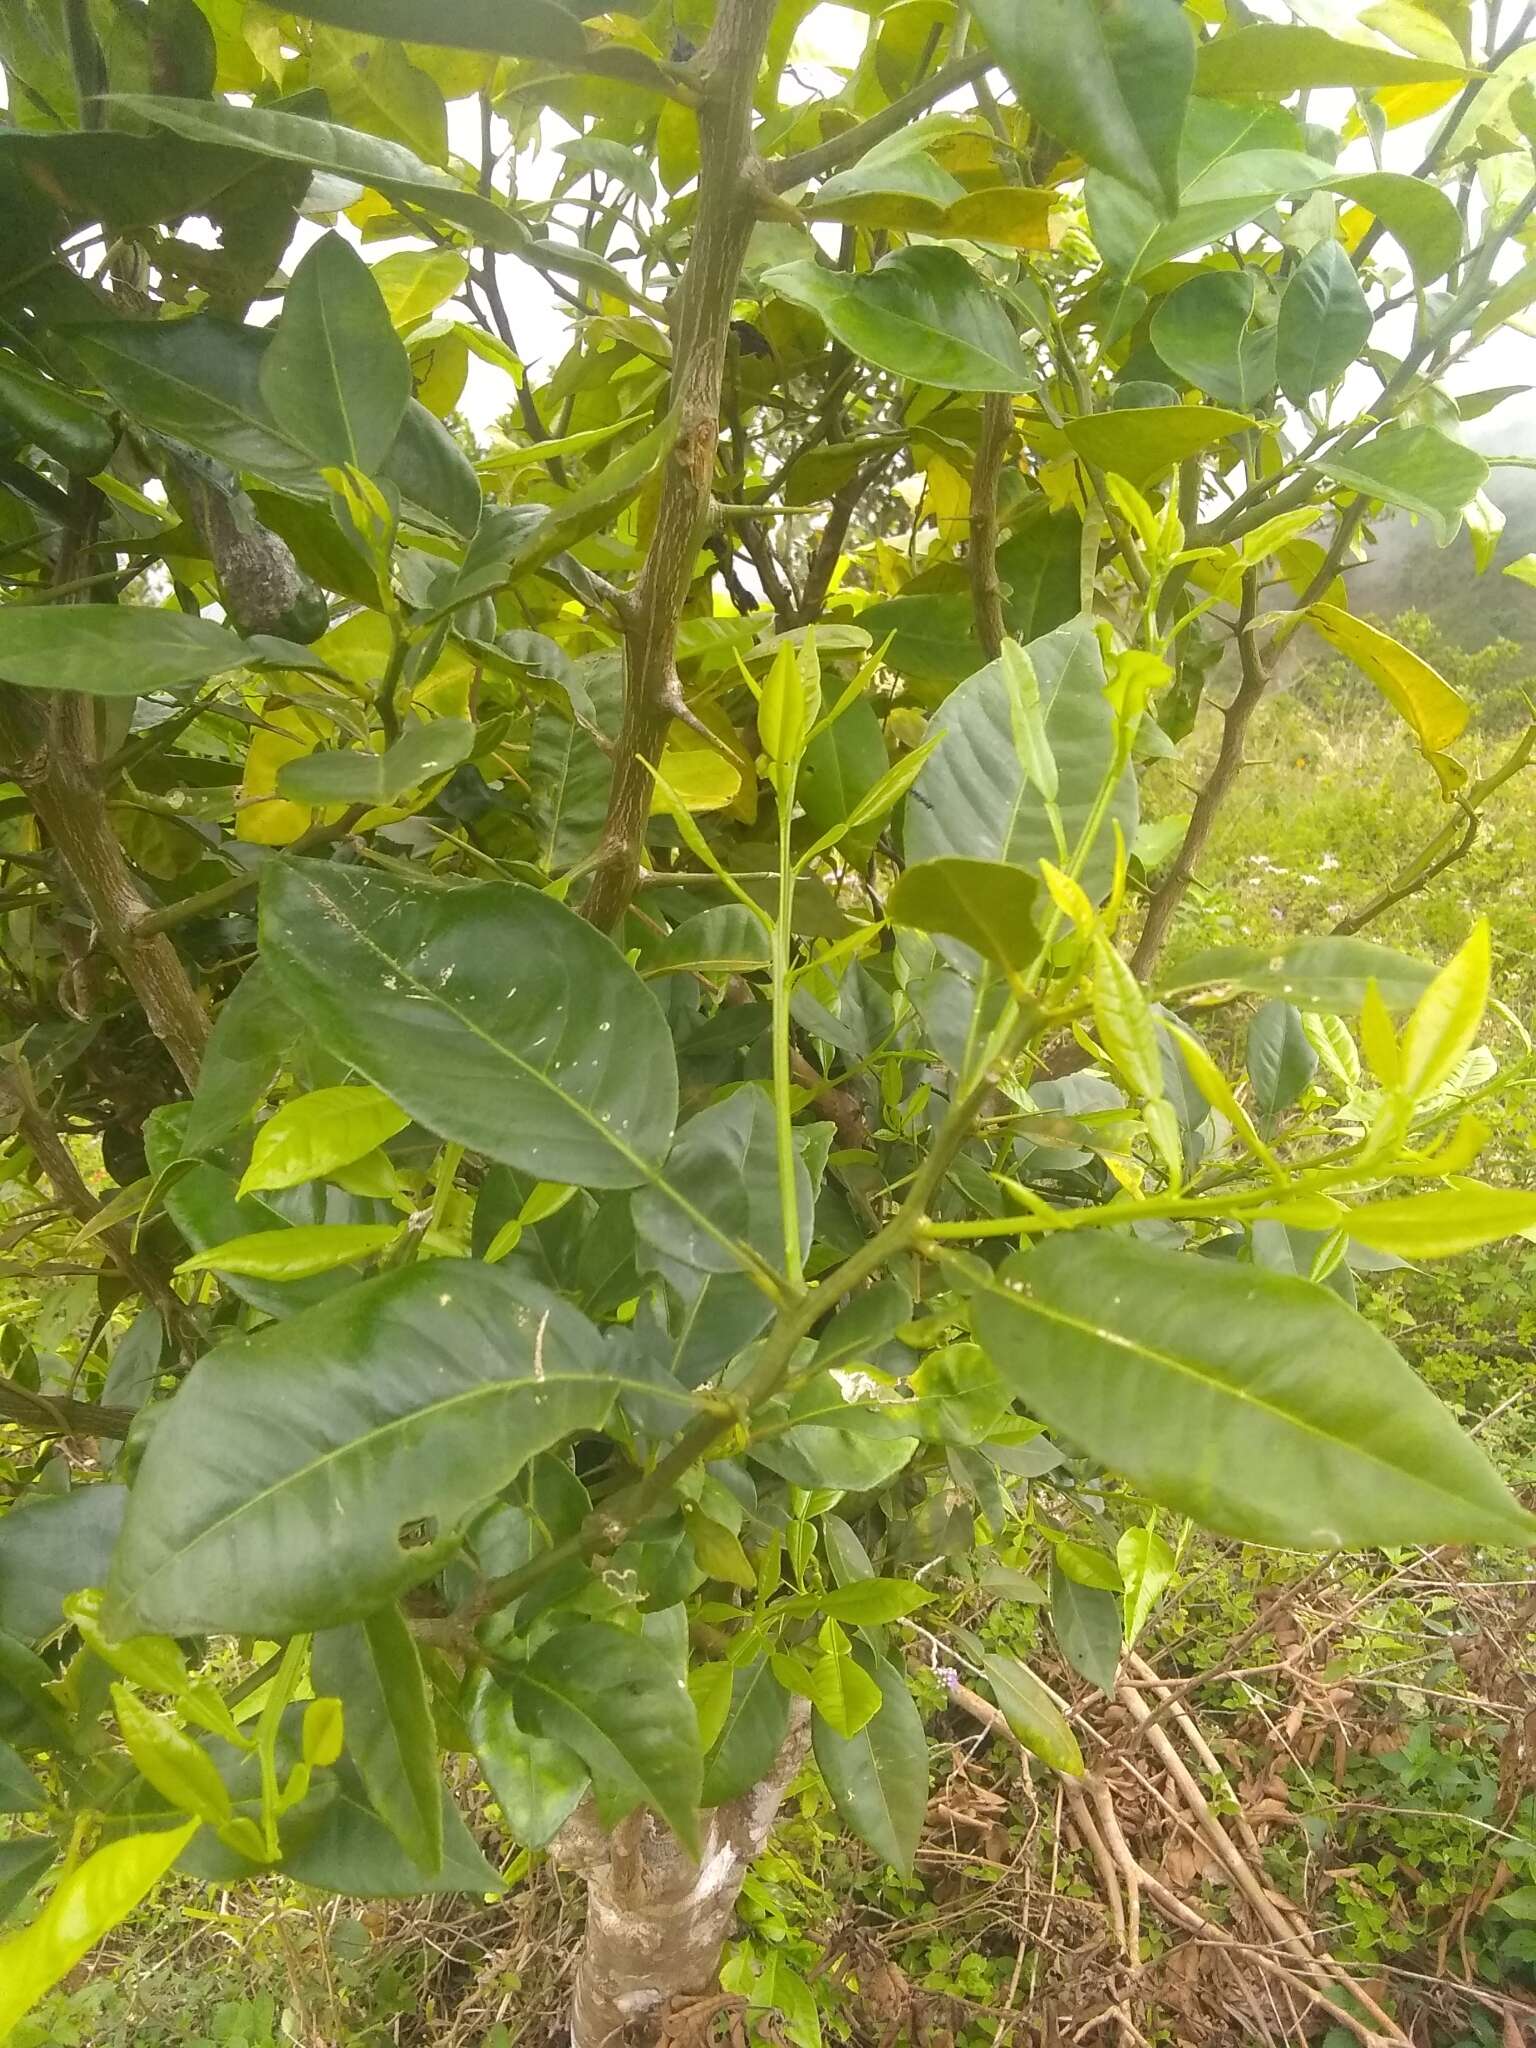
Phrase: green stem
[{"left": 772, "top": 786, "right": 804, "bottom": 1289}]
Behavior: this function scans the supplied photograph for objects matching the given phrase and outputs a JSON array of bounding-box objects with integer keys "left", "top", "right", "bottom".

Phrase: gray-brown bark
[{"left": 554, "top": 1705, "right": 810, "bottom": 2048}]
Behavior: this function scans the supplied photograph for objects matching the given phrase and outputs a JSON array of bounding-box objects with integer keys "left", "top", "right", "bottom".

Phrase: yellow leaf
[
  {"left": 237, "top": 705, "right": 343, "bottom": 846},
  {"left": 1307, "top": 603, "right": 1469, "bottom": 756},
  {"left": 651, "top": 729, "right": 742, "bottom": 814},
  {"left": 939, "top": 185, "right": 1056, "bottom": 249}
]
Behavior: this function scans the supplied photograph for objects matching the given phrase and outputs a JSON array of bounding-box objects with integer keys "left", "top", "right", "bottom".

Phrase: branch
[
  {"left": 581, "top": 0, "right": 777, "bottom": 933},
  {"left": 0, "top": 485, "right": 209, "bottom": 1085},
  {"left": 770, "top": 52, "right": 992, "bottom": 190},
  {"left": 0, "top": 1375, "right": 134, "bottom": 1440},
  {"left": 1131, "top": 503, "right": 1368, "bottom": 977},
  {"left": 1333, "top": 721, "right": 1536, "bottom": 936},
  {"left": 968, "top": 392, "right": 1011, "bottom": 660}
]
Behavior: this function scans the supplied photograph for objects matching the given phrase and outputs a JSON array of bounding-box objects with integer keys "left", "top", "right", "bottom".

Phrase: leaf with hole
[{"left": 106, "top": 1261, "right": 613, "bottom": 1635}]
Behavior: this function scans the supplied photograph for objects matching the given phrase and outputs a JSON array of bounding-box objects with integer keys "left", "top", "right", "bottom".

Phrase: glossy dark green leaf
[
  {"left": 973, "top": 0, "right": 1194, "bottom": 215},
  {"left": 259, "top": 862, "right": 678, "bottom": 1189},
  {"left": 1159, "top": 935, "right": 1434, "bottom": 1011},
  {"left": 312, "top": 1605, "right": 442, "bottom": 1873},
  {"left": 0, "top": 1739, "right": 45, "bottom": 1815},
  {"left": 106, "top": 1262, "right": 613, "bottom": 1635},
  {"left": 887, "top": 857, "right": 1040, "bottom": 972},
  {"left": 811, "top": 1651, "right": 926, "bottom": 1875},
  {"left": 110, "top": 95, "right": 523, "bottom": 250},
  {"left": 0, "top": 1487, "right": 125, "bottom": 1645},
  {"left": 285, "top": 0, "right": 599, "bottom": 59},
  {"left": 906, "top": 618, "right": 1135, "bottom": 905},
  {"left": 799, "top": 698, "right": 890, "bottom": 858},
  {"left": 1309, "top": 426, "right": 1488, "bottom": 546},
  {"left": 1276, "top": 241, "right": 1372, "bottom": 404},
  {"left": 1049, "top": 1562, "right": 1122, "bottom": 1692},
  {"left": 749, "top": 1375, "right": 918, "bottom": 1493},
  {"left": 701, "top": 1659, "right": 792, "bottom": 1808},
  {"left": 1246, "top": 1000, "right": 1318, "bottom": 1119},
  {"left": 285, "top": 1765, "right": 499, "bottom": 1897},
  {"left": 1151, "top": 272, "right": 1276, "bottom": 412},
  {"left": 858, "top": 593, "right": 978, "bottom": 688},
  {"left": 642, "top": 906, "right": 771, "bottom": 980},
  {"left": 972, "top": 1236, "right": 1536, "bottom": 1550},
  {"left": 633, "top": 1088, "right": 809, "bottom": 1279},
  {"left": 72, "top": 317, "right": 479, "bottom": 536},
  {"left": 0, "top": 352, "right": 113, "bottom": 474},
  {"left": 527, "top": 710, "right": 612, "bottom": 872},
  {"left": 0, "top": 605, "right": 247, "bottom": 695},
  {"left": 184, "top": 965, "right": 300, "bottom": 1154},
  {"left": 509, "top": 1621, "right": 703, "bottom": 1851},
  {"left": 467, "top": 1671, "right": 589, "bottom": 1848},
  {"left": 763, "top": 248, "right": 1031, "bottom": 393},
  {"left": 0, "top": 1836, "right": 56, "bottom": 1924},
  {"left": 260, "top": 233, "right": 409, "bottom": 470},
  {"left": 811, "top": 1277, "right": 912, "bottom": 1373}
]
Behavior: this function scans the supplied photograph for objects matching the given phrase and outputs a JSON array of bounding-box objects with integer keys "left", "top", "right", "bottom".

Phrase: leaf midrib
[{"left": 990, "top": 1281, "right": 1522, "bottom": 1525}]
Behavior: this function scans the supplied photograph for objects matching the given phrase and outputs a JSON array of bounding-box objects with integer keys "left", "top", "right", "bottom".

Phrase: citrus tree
[{"left": 1, "top": 0, "right": 1535, "bottom": 2039}]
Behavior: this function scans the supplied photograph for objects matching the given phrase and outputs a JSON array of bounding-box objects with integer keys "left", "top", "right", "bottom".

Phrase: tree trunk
[{"left": 554, "top": 1707, "right": 809, "bottom": 2048}]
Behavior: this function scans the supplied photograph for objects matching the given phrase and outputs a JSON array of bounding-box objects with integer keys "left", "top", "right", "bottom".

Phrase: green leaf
[
  {"left": 510, "top": 1621, "right": 703, "bottom": 1853},
  {"left": 906, "top": 618, "right": 1134, "bottom": 906},
  {"left": 811, "top": 1652, "right": 927, "bottom": 1874},
  {"left": 1091, "top": 931, "right": 1162, "bottom": 1100},
  {"left": 313, "top": 1606, "right": 442, "bottom": 1873},
  {"left": 0, "top": 1837, "right": 56, "bottom": 1925},
  {"left": 1330, "top": 172, "right": 1462, "bottom": 285},
  {"left": 634, "top": 1087, "right": 809, "bottom": 1279},
  {"left": 801, "top": 1628, "right": 882, "bottom": 1738},
  {"left": 1194, "top": 22, "right": 1469, "bottom": 95},
  {"left": 112, "top": 1685, "right": 234, "bottom": 1829},
  {"left": 750, "top": 1375, "right": 918, "bottom": 1493},
  {"left": 279, "top": 720, "right": 477, "bottom": 806},
  {"left": 778, "top": 1580, "right": 933, "bottom": 1625},
  {"left": 110, "top": 94, "right": 522, "bottom": 251},
  {"left": 0, "top": 1823, "right": 197, "bottom": 2038},
  {"left": 1052, "top": 1539, "right": 1123, "bottom": 1591},
  {"left": 467, "top": 1671, "right": 589, "bottom": 1848},
  {"left": 981, "top": 1653, "right": 1083, "bottom": 1775},
  {"left": 176, "top": 1222, "right": 399, "bottom": 1280},
  {"left": 0, "top": 352, "right": 114, "bottom": 474},
  {"left": 72, "top": 319, "right": 481, "bottom": 536},
  {"left": 642, "top": 907, "right": 772, "bottom": 980},
  {"left": 971, "top": 1235, "right": 1536, "bottom": 1550},
  {"left": 239, "top": 1087, "right": 410, "bottom": 1199},
  {"left": 1399, "top": 921, "right": 1489, "bottom": 1101},
  {"left": 106, "top": 1262, "right": 613, "bottom": 1635},
  {"left": 1117, "top": 1526, "right": 1175, "bottom": 1645},
  {"left": 0, "top": 1487, "right": 125, "bottom": 1646},
  {"left": 0, "top": 604, "right": 247, "bottom": 695},
  {"left": 1310, "top": 427, "right": 1489, "bottom": 546},
  {"left": 0, "top": 1738, "right": 45, "bottom": 1815},
  {"left": 1159, "top": 936, "right": 1434, "bottom": 1011},
  {"left": 259, "top": 233, "right": 409, "bottom": 470},
  {"left": 902, "top": 1343, "right": 1013, "bottom": 1446},
  {"left": 888, "top": 858, "right": 1040, "bottom": 973},
  {"left": 184, "top": 965, "right": 301, "bottom": 1154},
  {"left": 799, "top": 697, "right": 891, "bottom": 859},
  {"left": 1050, "top": 1564, "right": 1122, "bottom": 1692},
  {"left": 1246, "top": 1000, "right": 1318, "bottom": 1118},
  {"left": 972, "top": 0, "right": 1194, "bottom": 214},
  {"left": 284, "top": 0, "right": 596, "bottom": 60},
  {"left": 259, "top": 862, "right": 678, "bottom": 1190},
  {"left": 763, "top": 248, "right": 1032, "bottom": 393},
  {"left": 1276, "top": 241, "right": 1373, "bottom": 404},
  {"left": 1151, "top": 273, "right": 1276, "bottom": 412},
  {"left": 702, "top": 1660, "right": 791, "bottom": 1807},
  {"left": 1062, "top": 406, "right": 1254, "bottom": 486},
  {"left": 1307, "top": 606, "right": 1469, "bottom": 758},
  {"left": 1341, "top": 1183, "right": 1536, "bottom": 1260}
]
